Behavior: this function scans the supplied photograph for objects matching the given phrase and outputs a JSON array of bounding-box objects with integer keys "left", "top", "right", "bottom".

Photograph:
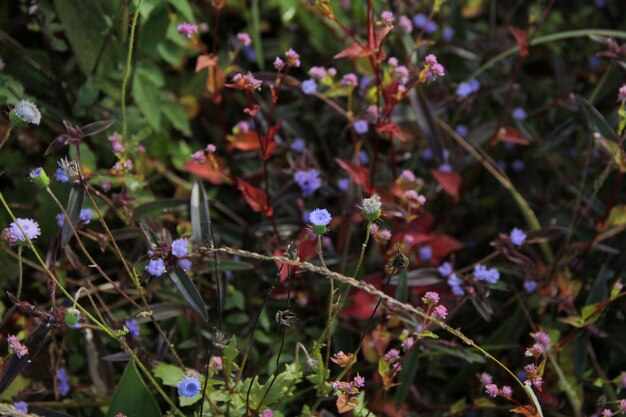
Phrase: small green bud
[
  {"left": 311, "top": 224, "right": 327, "bottom": 235},
  {"left": 65, "top": 308, "right": 80, "bottom": 328},
  {"left": 29, "top": 168, "right": 50, "bottom": 188}
]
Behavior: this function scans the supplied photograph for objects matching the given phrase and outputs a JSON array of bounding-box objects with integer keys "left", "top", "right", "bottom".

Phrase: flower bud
[
  {"left": 65, "top": 308, "right": 80, "bottom": 328},
  {"left": 361, "top": 194, "right": 382, "bottom": 222},
  {"left": 29, "top": 167, "right": 50, "bottom": 188}
]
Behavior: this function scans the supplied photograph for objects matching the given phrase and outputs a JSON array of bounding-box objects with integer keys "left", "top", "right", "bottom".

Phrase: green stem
[
  {"left": 469, "top": 29, "right": 626, "bottom": 80},
  {"left": 16, "top": 246, "right": 23, "bottom": 300},
  {"left": 121, "top": 0, "right": 143, "bottom": 142},
  {"left": 0, "top": 124, "right": 14, "bottom": 150}
]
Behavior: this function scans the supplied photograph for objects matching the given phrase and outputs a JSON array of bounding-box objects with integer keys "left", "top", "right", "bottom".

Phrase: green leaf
[
  {"left": 206, "top": 260, "right": 254, "bottom": 272},
  {"left": 106, "top": 362, "right": 162, "bottom": 417},
  {"left": 168, "top": 266, "right": 209, "bottom": 322},
  {"left": 575, "top": 94, "right": 619, "bottom": 142},
  {"left": 61, "top": 186, "right": 85, "bottom": 247},
  {"left": 162, "top": 100, "right": 192, "bottom": 136},
  {"left": 132, "top": 74, "right": 161, "bottom": 130},
  {"left": 168, "top": 0, "right": 195, "bottom": 21},
  {"left": 395, "top": 347, "right": 418, "bottom": 406},
  {"left": 190, "top": 178, "right": 212, "bottom": 246},
  {"left": 394, "top": 269, "right": 408, "bottom": 303},
  {"left": 153, "top": 363, "right": 185, "bottom": 387},
  {"left": 606, "top": 205, "right": 626, "bottom": 227}
]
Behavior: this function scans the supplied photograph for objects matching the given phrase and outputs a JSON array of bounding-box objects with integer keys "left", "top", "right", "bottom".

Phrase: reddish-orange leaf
[
  {"left": 509, "top": 405, "right": 540, "bottom": 417},
  {"left": 334, "top": 43, "right": 373, "bottom": 59},
  {"left": 183, "top": 158, "right": 226, "bottom": 185},
  {"left": 336, "top": 158, "right": 372, "bottom": 192},
  {"left": 236, "top": 177, "right": 273, "bottom": 217},
  {"left": 509, "top": 26, "right": 529, "bottom": 58},
  {"left": 427, "top": 234, "right": 464, "bottom": 263},
  {"left": 498, "top": 127, "right": 529, "bottom": 145},
  {"left": 227, "top": 131, "right": 260, "bottom": 151},
  {"left": 195, "top": 54, "right": 216, "bottom": 73},
  {"left": 376, "top": 123, "right": 406, "bottom": 141},
  {"left": 431, "top": 169, "right": 462, "bottom": 202},
  {"left": 261, "top": 120, "right": 283, "bottom": 160},
  {"left": 336, "top": 394, "right": 359, "bottom": 414}
]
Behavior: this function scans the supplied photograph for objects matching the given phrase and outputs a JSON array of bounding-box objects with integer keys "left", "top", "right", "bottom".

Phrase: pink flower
[
  {"left": 211, "top": 356, "right": 223, "bottom": 370},
  {"left": 230, "top": 72, "right": 262, "bottom": 91},
  {"left": 308, "top": 66, "right": 327, "bottom": 80},
  {"left": 387, "top": 57, "right": 399, "bottom": 67},
  {"left": 8, "top": 335, "right": 28, "bottom": 358},
  {"left": 273, "top": 57, "right": 285, "bottom": 70},
  {"left": 433, "top": 304, "right": 448, "bottom": 319},
  {"left": 479, "top": 372, "right": 493, "bottom": 385},
  {"left": 423, "top": 291, "right": 440, "bottom": 304},
  {"left": 237, "top": 32, "right": 251, "bottom": 46},
  {"left": 285, "top": 49, "right": 301, "bottom": 67},
  {"left": 206, "top": 144, "right": 217, "bottom": 153},
  {"left": 618, "top": 84, "right": 626, "bottom": 102},
  {"left": 398, "top": 15, "right": 413, "bottom": 33},
  {"left": 501, "top": 385, "right": 512, "bottom": 397},
  {"left": 341, "top": 73, "right": 358, "bottom": 87},
  {"left": 402, "top": 337, "right": 415, "bottom": 350},
  {"left": 237, "top": 120, "right": 250, "bottom": 133},
  {"left": 485, "top": 384, "right": 499, "bottom": 398},
  {"left": 261, "top": 409, "right": 273, "bottom": 417},
  {"left": 400, "top": 169, "right": 416, "bottom": 182},
  {"left": 380, "top": 229, "right": 392, "bottom": 240},
  {"left": 353, "top": 374, "right": 365, "bottom": 388},
  {"left": 424, "top": 54, "right": 445, "bottom": 81},
  {"left": 394, "top": 66, "right": 409, "bottom": 84},
  {"left": 192, "top": 150, "right": 205, "bottom": 163},
  {"left": 384, "top": 348, "right": 400, "bottom": 361},
  {"left": 601, "top": 409, "right": 612, "bottom": 417},
  {"left": 380, "top": 11, "right": 394, "bottom": 26},
  {"left": 620, "top": 399, "right": 626, "bottom": 413},
  {"left": 327, "top": 67, "right": 337, "bottom": 77},
  {"left": 405, "top": 189, "right": 426, "bottom": 205},
  {"left": 525, "top": 343, "right": 544, "bottom": 357},
  {"left": 533, "top": 331, "right": 551, "bottom": 349},
  {"left": 177, "top": 22, "right": 198, "bottom": 38}
]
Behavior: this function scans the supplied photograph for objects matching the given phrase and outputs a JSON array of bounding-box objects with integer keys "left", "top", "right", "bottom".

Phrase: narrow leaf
[
  {"left": 191, "top": 178, "right": 212, "bottom": 246},
  {"left": 81, "top": 119, "right": 114, "bottom": 136},
  {"left": 61, "top": 186, "right": 85, "bottom": 247},
  {"left": 575, "top": 94, "right": 619, "bottom": 142},
  {"left": 168, "top": 266, "right": 208, "bottom": 322}
]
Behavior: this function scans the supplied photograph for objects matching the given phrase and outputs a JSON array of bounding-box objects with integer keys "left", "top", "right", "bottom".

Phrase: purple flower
[
  {"left": 273, "top": 57, "right": 285, "bottom": 70},
  {"left": 511, "top": 159, "right": 525, "bottom": 172},
  {"left": 443, "top": 27, "right": 455, "bottom": 41},
  {"left": 178, "top": 259, "right": 192, "bottom": 271},
  {"left": 294, "top": 169, "right": 321, "bottom": 196},
  {"left": 8, "top": 218, "right": 41, "bottom": 244},
  {"left": 433, "top": 304, "right": 448, "bottom": 319},
  {"left": 419, "top": 245, "right": 432, "bottom": 261},
  {"left": 56, "top": 213, "right": 65, "bottom": 228},
  {"left": 337, "top": 178, "right": 349, "bottom": 191},
  {"left": 413, "top": 13, "right": 427, "bottom": 28},
  {"left": 171, "top": 239, "right": 188, "bottom": 257},
  {"left": 55, "top": 167, "right": 70, "bottom": 183},
  {"left": 384, "top": 348, "right": 400, "bottom": 361},
  {"left": 524, "top": 280, "right": 538, "bottom": 293},
  {"left": 261, "top": 409, "right": 273, "bottom": 417},
  {"left": 380, "top": 10, "right": 394, "bottom": 25},
  {"left": 425, "top": 21, "right": 438, "bottom": 34},
  {"left": 309, "top": 209, "right": 332, "bottom": 227},
  {"left": 56, "top": 367, "right": 70, "bottom": 396},
  {"left": 353, "top": 119, "right": 368, "bottom": 134},
  {"left": 512, "top": 107, "right": 527, "bottom": 120},
  {"left": 485, "top": 384, "right": 499, "bottom": 398},
  {"left": 146, "top": 259, "right": 166, "bottom": 277},
  {"left": 353, "top": 374, "right": 365, "bottom": 388},
  {"left": 358, "top": 150, "right": 369, "bottom": 164},
  {"left": 125, "top": 319, "right": 140, "bottom": 337},
  {"left": 448, "top": 273, "right": 465, "bottom": 296},
  {"left": 594, "top": 0, "right": 605, "bottom": 7},
  {"left": 301, "top": 79, "right": 317, "bottom": 95},
  {"left": 79, "top": 208, "right": 92, "bottom": 224},
  {"left": 291, "top": 138, "right": 306, "bottom": 153},
  {"left": 237, "top": 32, "right": 251, "bottom": 46},
  {"left": 588, "top": 56, "right": 601, "bottom": 69},
  {"left": 341, "top": 73, "right": 358, "bottom": 87},
  {"left": 424, "top": 54, "right": 445, "bottom": 81},
  {"left": 438, "top": 262, "right": 452, "bottom": 277},
  {"left": 455, "top": 124, "right": 468, "bottom": 138},
  {"left": 455, "top": 82, "right": 473, "bottom": 98},
  {"left": 177, "top": 376, "right": 201, "bottom": 398},
  {"left": 473, "top": 265, "right": 500, "bottom": 284},
  {"left": 501, "top": 386, "right": 512, "bottom": 397},
  {"left": 479, "top": 372, "right": 493, "bottom": 385},
  {"left": 438, "top": 163, "right": 453, "bottom": 172},
  {"left": 510, "top": 228, "right": 527, "bottom": 246},
  {"left": 421, "top": 148, "right": 433, "bottom": 160},
  {"left": 13, "top": 402, "right": 28, "bottom": 413},
  {"left": 285, "top": 49, "right": 301, "bottom": 67},
  {"left": 176, "top": 22, "right": 198, "bottom": 38}
]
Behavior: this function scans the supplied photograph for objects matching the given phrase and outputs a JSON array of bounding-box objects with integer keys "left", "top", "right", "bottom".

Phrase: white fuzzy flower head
[
  {"left": 13, "top": 99, "right": 41, "bottom": 125},
  {"left": 362, "top": 194, "right": 382, "bottom": 221}
]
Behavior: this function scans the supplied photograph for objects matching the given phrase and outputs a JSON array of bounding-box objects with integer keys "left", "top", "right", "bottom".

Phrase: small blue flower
[
  {"left": 442, "top": 27, "right": 455, "bottom": 41},
  {"left": 510, "top": 228, "right": 527, "bottom": 247},
  {"left": 512, "top": 107, "right": 527, "bottom": 120},
  {"left": 594, "top": 0, "right": 605, "bottom": 7},
  {"left": 55, "top": 167, "right": 70, "bottom": 183},
  {"left": 353, "top": 119, "right": 368, "bottom": 135},
  {"left": 179, "top": 259, "right": 192, "bottom": 271},
  {"left": 469, "top": 79, "right": 480, "bottom": 92},
  {"left": 588, "top": 56, "right": 601, "bottom": 69},
  {"left": 13, "top": 401, "right": 28, "bottom": 413},
  {"left": 291, "top": 138, "right": 306, "bottom": 153},
  {"left": 438, "top": 163, "right": 453, "bottom": 172},
  {"left": 146, "top": 259, "right": 166, "bottom": 277},
  {"left": 511, "top": 159, "right": 525, "bottom": 172},
  {"left": 79, "top": 208, "right": 92, "bottom": 224},
  {"left": 125, "top": 319, "right": 140, "bottom": 337},
  {"left": 425, "top": 21, "right": 438, "bottom": 33},
  {"left": 413, "top": 13, "right": 427, "bottom": 28},
  {"left": 337, "top": 178, "right": 349, "bottom": 191},
  {"left": 301, "top": 79, "right": 317, "bottom": 95},
  {"left": 56, "top": 367, "right": 70, "bottom": 397},
  {"left": 455, "top": 124, "right": 468, "bottom": 138},
  {"left": 456, "top": 82, "right": 473, "bottom": 98},
  {"left": 294, "top": 169, "right": 321, "bottom": 197},
  {"left": 421, "top": 148, "right": 433, "bottom": 160},
  {"left": 309, "top": 209, "right": 332, "bottom": 226},
  {"left": 9, "top": 218, "right": 41, "bottom": 244},
  {"left": 171, "top": 239, "right": 189, "bottom": 257},
  {"left": 358, "top": 150, "right": 369, "bottom": 164},
  {"left": 447, "top": 273, "right": 464, "bottom": 296},
  {"left": 438, "top": 262, "right": 452, "bottom": 277},
  {"left": 177, "top": 376, "right": 201, "bottom": 398},
  {"left": 474, "top": 265, "right": 500, "bottom": 284},
  {"left": 13, "top": 99, "right": 41, "bottom": 125},
  {"left": 524, "top": 280, "right": 538, "bottom": 293},
  {"left": 419, "top": 246, "right": 432, "bottom": 261},
  {"left": 56, "top": 213, "right": 65, "bottom": 228}
]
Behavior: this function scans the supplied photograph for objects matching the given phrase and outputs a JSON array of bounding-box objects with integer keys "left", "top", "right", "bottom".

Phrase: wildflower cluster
[{"left": 145, "top": 238, "right": 191, "bottom": 277}]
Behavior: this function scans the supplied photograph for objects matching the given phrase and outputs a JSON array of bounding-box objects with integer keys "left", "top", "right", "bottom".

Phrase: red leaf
[
  {"left": 509, "top": 405, "right": 540, "bottom": 417},
  {"left": 497, "top": 127, "right": 529, "bottom": 145},
  {"left": 227, "top": 131, "right": 260, "bottom": 151},
  {"left": 336, "top": 159, "right": 372, "bottom": 192},
  {"left": 195, "top": 54, "right": 216, "bottom": 72},
  {"left": 236, "top": 177, "right": 273, "bottom": 217},
  {"left": 183, "top": 158, "right": 226, "bottom": 185},
  {"left": 427, "top": 234, "right": 464, "bottom": 263},
  {"left": 431, "top": 169, "right": 462, "bottom": 202},
  {"left": 334, "top": 43, "right": 373, "bottom": 60},
  {"left": 509, "top": 26, "right": 529, "bottom": 58},
  {"left": 376, "top": 123, "right": 406, "bottom": 141},
  {"left": 261, "top": 119, "right": 283, "bottom": 160},
  {"left": 341, "top": 290, "right": 379, "bottom": 321}
]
